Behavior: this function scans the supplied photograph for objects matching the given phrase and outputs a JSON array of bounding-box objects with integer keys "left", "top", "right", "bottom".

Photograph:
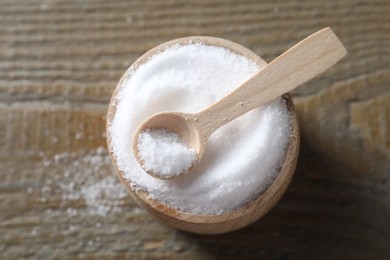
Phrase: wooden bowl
[{"left": 106, "top": 36, "right": 300, "bottom": 234}]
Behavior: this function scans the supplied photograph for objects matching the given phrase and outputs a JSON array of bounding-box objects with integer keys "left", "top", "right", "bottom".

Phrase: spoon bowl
[{"left": 133, "top": 112, "right": 204, "bottom": 179}]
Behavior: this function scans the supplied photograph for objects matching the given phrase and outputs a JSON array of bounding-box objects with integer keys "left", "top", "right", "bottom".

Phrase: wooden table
[{"left": 1, "top": 0, "right": 389, "bottom": 258}]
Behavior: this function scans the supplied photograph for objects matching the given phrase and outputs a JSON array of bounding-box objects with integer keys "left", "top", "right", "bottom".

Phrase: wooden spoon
[{"left": 133, "top": 27, "right": 347, "bottom": 179}]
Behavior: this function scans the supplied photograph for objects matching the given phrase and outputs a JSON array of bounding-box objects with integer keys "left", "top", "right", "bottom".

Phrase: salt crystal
[
  {"left": 43, "top": 160, "right": 50, "bottom": 167},
  {"left": 75, "top": 132, "right": 82, "bottom": 140},
  {"left": 31, "top": 228, "right": 38, "bottom": 236},
  {"left": 52, "top": 136, "right": 59, "bottom": 143},
  {"left": 96, "top": 146, "right": 105, "bottom": 155},
  {"left": 109, "top": 43, "right": 290, "bottom": 214},
  {"left": 137, "top": 128, "right": 196, "bottom": 178}
]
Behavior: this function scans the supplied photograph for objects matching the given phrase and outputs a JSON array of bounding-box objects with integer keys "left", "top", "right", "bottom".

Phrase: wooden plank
[
  {"left": 0, "top": 0, "right": 389, "bottom": 258},
  {"left": 0, "top": 103, "right": 106, "bottom": 157}
]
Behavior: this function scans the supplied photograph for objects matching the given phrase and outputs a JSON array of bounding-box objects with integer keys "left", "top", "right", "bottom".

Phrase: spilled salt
[
  {"left": 40, "top": 148, "right": 128, "bottom": 217},
  {"left": 109, "top": 43, "right": 290, "bottom": 214},
  {"left": 137, "top": 128, "right": 196, "bottom": 178}
]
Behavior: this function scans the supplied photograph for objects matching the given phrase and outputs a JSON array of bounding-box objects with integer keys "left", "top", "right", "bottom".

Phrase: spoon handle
[{"left": 194, "top": 27, "right": 347, "bottom": 138}]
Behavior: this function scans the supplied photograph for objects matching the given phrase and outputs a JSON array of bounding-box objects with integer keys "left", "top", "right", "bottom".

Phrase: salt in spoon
[{"left": 133, "top": 27, "right": 347, "bottom": 179}]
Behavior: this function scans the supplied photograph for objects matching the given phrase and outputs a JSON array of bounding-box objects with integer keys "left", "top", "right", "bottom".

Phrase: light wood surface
[
  {"left": 133, "top": 28, "right": 346, "bottom": 179},
  {"left": 1, "top": 0, "right": 389, "bottom": 259}
]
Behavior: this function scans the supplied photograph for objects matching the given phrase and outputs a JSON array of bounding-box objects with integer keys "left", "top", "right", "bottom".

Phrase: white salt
[
  {"left": 137, "top": 128, "right": 196, "bottom": 178},
  {"left": 109, "top": 43, "right": 290, "bottom": 214},
  {"left": 40, "top": 148, "right": 128, "bottom": 216}
]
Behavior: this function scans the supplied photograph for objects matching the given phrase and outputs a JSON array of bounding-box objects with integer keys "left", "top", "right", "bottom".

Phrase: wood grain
[{"left": 1, "top": 0, "right": 389, "bottom": 258}]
